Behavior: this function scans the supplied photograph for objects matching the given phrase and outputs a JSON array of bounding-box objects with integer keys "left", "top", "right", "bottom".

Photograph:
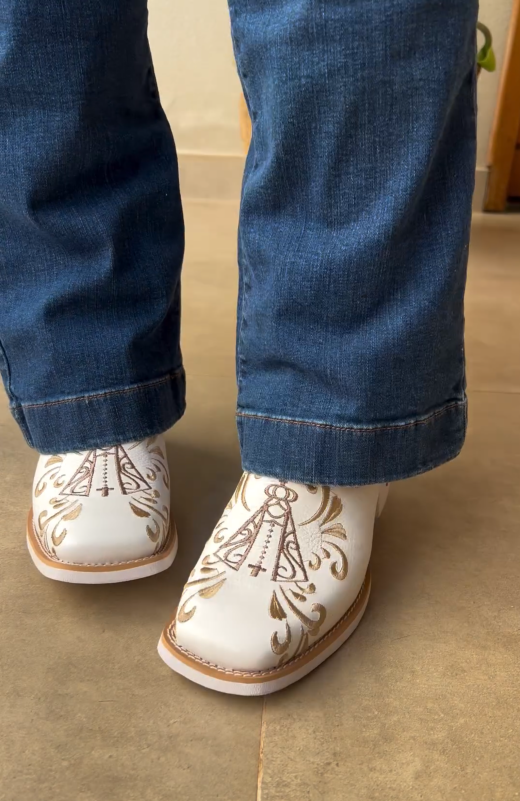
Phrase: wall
[
  {"left": 476, "top": 0, "right": 514, "bottom": 170},
  {"left": 148, "top": 0, "right": 243, "bottom": 157}
]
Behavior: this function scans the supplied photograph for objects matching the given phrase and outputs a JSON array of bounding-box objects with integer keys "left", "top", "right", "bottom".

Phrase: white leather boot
[
  {"left": 158, "top": 474, "right": 388, "bottom": 695},
  {"left": 28, "top": 435, "right": 177, "bottom": 584}
]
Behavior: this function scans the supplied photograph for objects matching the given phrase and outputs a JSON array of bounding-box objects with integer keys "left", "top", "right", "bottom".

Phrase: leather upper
[
  {"left": 173, "top": 474, "right": 381, "bottom": 672},
  {"left": 32, "top": 436, "right": 171, "bottom": 566}
]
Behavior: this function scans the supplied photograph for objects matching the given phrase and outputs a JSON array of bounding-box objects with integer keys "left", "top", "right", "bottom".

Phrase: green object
[{"left": 477, "top": 21, "right": 496, "bottom": 72}]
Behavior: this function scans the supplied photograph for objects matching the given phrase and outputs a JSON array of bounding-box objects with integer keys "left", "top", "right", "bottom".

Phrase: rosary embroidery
[
  {"left": 60, "top": 446, "right": 151, "bottom": 498},
  {"left": 214, "top": 483, "right": 308, "bottom": 583}
]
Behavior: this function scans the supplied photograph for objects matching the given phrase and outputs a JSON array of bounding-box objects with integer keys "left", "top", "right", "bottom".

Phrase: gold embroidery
[
  {"left": 129, "top": 502, "right": 150, "bottom": 518},
  {"left": 269, "top": 590, "right": 287, "bottom": 620},
  {"left": 123, "top": 440, "right": 170, "bottom": 551},
  {"left": 177, "top": 570, "right": 227, "bottom": 623},
  {"left": 268, "top": 488, "right": 349, "bottom": 660},
  {"left": 271, "top": 621, "right": 291, "bottom": 656},
  {"left": 146, "top": 523, "right": 160, "bottom": 543},
  {"left": 198, "top": 579, "right": 226, "bottom": 598},
  {"left": 292, "top": 581, "right": 316, "bottom": 594},
  {"left": 292, "top": 627, "right": 310, "bottom": 660},
  {"left": 322, "top": 523, "right": 347, "bottom": 540},
  {"left": 51, "top": 528, "right": 68, "bottom": 547},
  {"left": 280, "top": 587, "right": 326, "bottom": 636},
  {"left": 327, "top": 542, "right": 348, "bottom": 580},
  {"left": 131, "top": 496, "right": 169, "bottom": 553},
  {"left": 37, "top": 500, "right": 82, "bottom": 556},
  {"left": 322, "top": 494, "right": 342, "bottom": 525},
  {"left": 226, "top": 472, "right": 252, "bottom": 511},
  {"left": 147, "top": 445, "right": 169, "bottom": 489},
  {"left": 213, "top": 512, "right": 229, "bottom": 544},
  {"left": 35, "top": 438, "right": 170, "bottom": 554},
  {"left": 269, "top": 583, "right": 327, "bottom": 664},
  {"left": 288, "top": 589, "right": 307, "bottom": 602},
  {"left": 34, "top": 459, "right": 66, "bottom": 497},
  {"left": 45, "top": 455, "right": 63, "bottom": 468},
  {"left": 184, "top": 571, "right": 227, "bottom": 589},
  {"left": 224, "top": 473, "right": 265, "bottom": 512},
  {"left": 202, "top": 554, "right": 221, "bottom": 567},
  {"left": 177, "top": 604, "right": 196, "bottom": 624},
  {"left": 176, "top": 480, "right": 347, "bottom": 667},
  {"left": 307, "top": 493, "right": 348, "bottom": 582},
  {"left": 301, "top": 486, "right": 330, "bottom": 525},
  {"left": 62, "top": 505, "right": 82, "bottom": 522},
  {"left": 48, "top": 498, "right": 69, "bottom": 510}
]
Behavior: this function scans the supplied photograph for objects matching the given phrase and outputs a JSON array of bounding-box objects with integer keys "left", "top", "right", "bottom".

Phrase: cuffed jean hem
[
  {"left": 237, "top": 398, "right": 468, "bottom": 486},
  {"left": 11, "top": 369, "right": 186, "bottom": 454}
]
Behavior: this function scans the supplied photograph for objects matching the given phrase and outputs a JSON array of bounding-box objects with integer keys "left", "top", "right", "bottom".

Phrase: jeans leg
[
  {"left": 229, "top": 0, "right": 477, "bottom": 486},
  {"left": 0, "top": 0, "right": 185, "bottom": 453}
]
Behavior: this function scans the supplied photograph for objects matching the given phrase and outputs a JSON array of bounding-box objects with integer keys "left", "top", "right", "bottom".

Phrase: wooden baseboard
[{"left": 485, "top": 0, "right": 520, "bottom": 211}]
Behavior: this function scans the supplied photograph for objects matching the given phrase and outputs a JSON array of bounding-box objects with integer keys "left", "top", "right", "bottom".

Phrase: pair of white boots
[{"left": 29, "top": 435, "right": 388, "bottom": 695}]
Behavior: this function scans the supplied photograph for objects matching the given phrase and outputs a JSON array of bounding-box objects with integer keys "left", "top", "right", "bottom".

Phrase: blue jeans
[{"left": 0, "top": 0, "right": 477, "bottom": 486}]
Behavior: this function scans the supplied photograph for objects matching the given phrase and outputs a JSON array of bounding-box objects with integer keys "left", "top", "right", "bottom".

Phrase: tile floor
[{"left": 1, "top": 204, "right": 519, "bottom": 801}]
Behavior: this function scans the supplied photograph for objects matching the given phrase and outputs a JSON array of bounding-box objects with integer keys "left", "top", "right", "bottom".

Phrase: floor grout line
[
  {"left": 256, "top": 697, "right": 267, "bottom": 801},
  {"left": 469, "top": 388, "right": 520, "bottom": 396}
]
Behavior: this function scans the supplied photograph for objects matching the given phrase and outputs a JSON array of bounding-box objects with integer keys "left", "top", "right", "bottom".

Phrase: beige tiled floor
[{"left": 1, "top": 205, "right": 519, "bottom": 801}]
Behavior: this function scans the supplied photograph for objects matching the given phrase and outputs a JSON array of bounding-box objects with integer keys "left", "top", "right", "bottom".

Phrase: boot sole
[{"left": 26, "top": 509, "right": 178, "bottom": 584}]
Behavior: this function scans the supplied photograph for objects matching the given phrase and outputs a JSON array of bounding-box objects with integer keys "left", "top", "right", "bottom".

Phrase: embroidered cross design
[
  {"left": 248, "top": 562, "right": 267, "bottom": 577},
  {"left": 215, "top": 482, "right": 308, "bottom": 583}
]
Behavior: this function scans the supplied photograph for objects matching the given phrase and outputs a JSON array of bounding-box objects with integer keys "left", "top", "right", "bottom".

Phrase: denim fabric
[
  {"left": 0, "top": 0, "right": 477, "bottom": 486},
  {"left": 0, "top": 0, "right": 185, "bottom": 452},
  {"left": 231, "top": 0, "right": 477, "bottom": 484}
]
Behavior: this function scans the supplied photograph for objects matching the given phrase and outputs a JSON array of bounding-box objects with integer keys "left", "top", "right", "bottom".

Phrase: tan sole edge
[
  {"left": 27, "top": 508, "right": 177, "bottom": 573},
  {"left": 160, "top": 571, "right": 371, "bottom": 685}
]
